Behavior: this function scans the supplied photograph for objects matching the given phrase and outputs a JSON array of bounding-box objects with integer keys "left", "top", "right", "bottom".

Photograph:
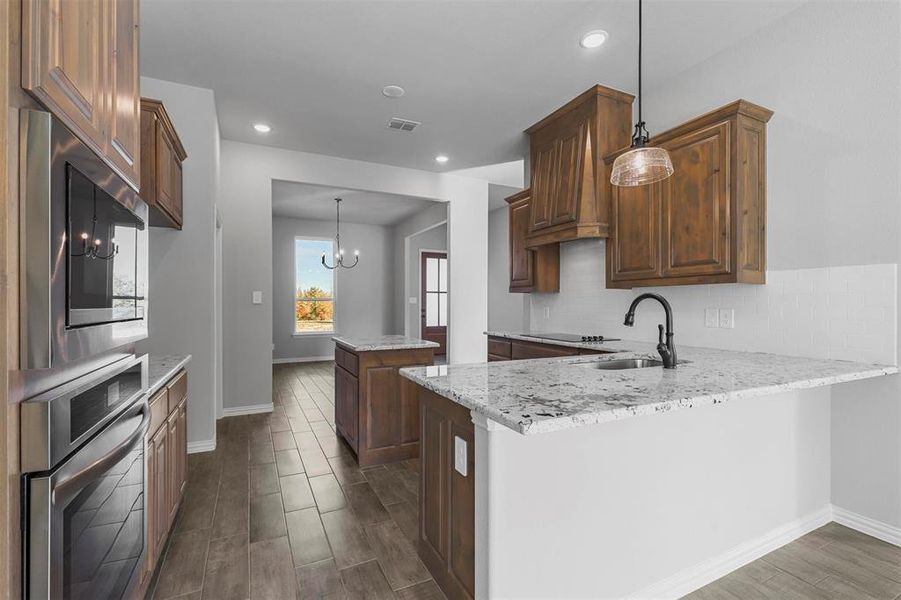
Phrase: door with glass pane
[{"left": 420, "top": 252, "right": 448, "bottom": 356}]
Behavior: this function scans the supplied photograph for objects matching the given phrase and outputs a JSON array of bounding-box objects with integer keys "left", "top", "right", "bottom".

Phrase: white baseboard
[
  {"left": 630, "top": 505, "right": 833, "bottom": 600},
  {"left": 833, "top": 505, "right": 901, "bottom": 547},
  {"left": 187, "top": 439, "right": 216, "bottom": 454},
  {"left": 272, "top": 356, "right": 333, "bottom": 364},
  {"left": 221, "top": 403, "right": 274, "bottom": 417}
]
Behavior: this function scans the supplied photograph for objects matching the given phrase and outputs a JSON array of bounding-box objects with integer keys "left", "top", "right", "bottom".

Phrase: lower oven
[{"left": 22, "top": 355, "right": 149, "bottom": 600}]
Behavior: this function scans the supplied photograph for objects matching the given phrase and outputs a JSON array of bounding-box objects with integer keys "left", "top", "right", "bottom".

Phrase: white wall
[
  {"left": 405, "top": 224, "right": 447, "bottom": 338},
  {"left": 488, "top": 206, "right": 528, "bottom": 332},
  {"left": 272, "top": 217, "right": 394, "bottom": 361},
  {"left": 219, "top": 141, "right": 488, "bottom": 411},
  {"left": 136, "top": 77, "right": 220, "bottom": 450},
  {"left": 528, "top": 1, "right": 901, "bottom": 529},
  {"left": 391, "top": 203, "right": 448, "bottom": 334},
  {"left": 476, "top": 388, "right": 831, "bottom": 598}
]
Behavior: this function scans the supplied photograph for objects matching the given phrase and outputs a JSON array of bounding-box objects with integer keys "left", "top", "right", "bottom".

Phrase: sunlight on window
[{"left": 295, "top": 238, "right": 335, "bottom": 334}]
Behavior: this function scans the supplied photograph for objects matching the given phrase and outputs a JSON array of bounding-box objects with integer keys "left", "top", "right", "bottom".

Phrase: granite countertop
[
  {"left": 400, "top": 342, "right": 897, "bottom": 435},
  {"left": 332, "top": 335, "right": 440, "bottom": 352},
  {"left": 148, "top": 355, "right": 192, "bottom": 396}
]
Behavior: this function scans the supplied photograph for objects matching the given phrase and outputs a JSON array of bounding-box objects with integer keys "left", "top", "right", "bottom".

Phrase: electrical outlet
[
  {"left": 252, "top": 291, "right": 263, "bottom": 305},
  {"left": 543, "top": 307, "right": 550, "bottom": 320},
  {"left": 719, "top": 308, "right": 735, "bottom": 329},
  {"left": 704, "top": 308, "right": 719, "bottom": 328},
  {"left": 454, "top": 436, "right": 468, "bottom": 476}
]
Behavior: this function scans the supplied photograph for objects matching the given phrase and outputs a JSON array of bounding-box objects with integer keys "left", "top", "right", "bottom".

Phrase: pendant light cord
[
  {"left": 631, "top": 0, "right": 649, "bottom": 147},
  {"left": 638, "top": 0, "right": 642, "bottom": 126}
]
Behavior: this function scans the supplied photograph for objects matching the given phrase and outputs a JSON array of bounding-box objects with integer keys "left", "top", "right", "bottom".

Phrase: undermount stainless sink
[{"left": 582, "top": 358, "right": 685, "bottom": 370}]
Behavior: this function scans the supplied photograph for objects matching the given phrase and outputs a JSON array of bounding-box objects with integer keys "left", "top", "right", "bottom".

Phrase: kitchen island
[
  {"left": 332, "top": 335, "right": 438, "bottom": 466},
  {"left": 400, "top": 340, "right": 897, "bottom": 599}
]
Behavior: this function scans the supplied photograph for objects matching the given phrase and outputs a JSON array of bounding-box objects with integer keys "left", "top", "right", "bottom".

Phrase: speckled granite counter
[
  {"left": 400, "top": 344, "right": 897, "bottom": 435},
  {"left": 148, "top": 355, "right": 191, "bottom": 396},
  {"left": 333, "top": 335, "right": 439, "bottom": 352}
]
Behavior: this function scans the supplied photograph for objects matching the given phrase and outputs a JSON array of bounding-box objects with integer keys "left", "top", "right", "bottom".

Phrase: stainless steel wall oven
[
  {"left": 20, "top": 110, "right": 149, "bottom": 371},
  {"left": 22, "top": 355, "right": 149, "bottom": 599}
]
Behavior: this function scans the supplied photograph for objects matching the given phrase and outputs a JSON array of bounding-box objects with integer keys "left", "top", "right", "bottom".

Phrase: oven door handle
[{"left": 51, "top": 398, "right": 151, "bottom": 506}]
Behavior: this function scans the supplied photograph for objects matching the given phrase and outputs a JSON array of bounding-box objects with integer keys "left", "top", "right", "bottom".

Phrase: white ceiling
[
  {"left": 141, "top": 1, "right": 803, "bottom": 172},
  {"left": 271, "top": 181, "right": 439, "bottom": 226}
]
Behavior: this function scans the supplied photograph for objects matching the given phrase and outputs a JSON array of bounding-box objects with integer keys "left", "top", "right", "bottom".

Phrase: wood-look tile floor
[
  {"left": 148, "top": 362, "right": 901, "bottom": 600},
  {"left": 686, "top": 523, "right": 901, "bottom": 599},
  {"left": 148, "top": 361, "right": 445, "bottom": 600}
]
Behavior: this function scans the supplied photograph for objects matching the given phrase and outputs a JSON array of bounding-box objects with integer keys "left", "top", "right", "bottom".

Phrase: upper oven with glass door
[{"left": 20, "top": 110, "right": 149, "bottom": 371}]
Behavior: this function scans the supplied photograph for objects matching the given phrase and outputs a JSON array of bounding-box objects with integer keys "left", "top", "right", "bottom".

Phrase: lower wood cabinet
[
  {"left": 418, "top": 386, "right": 475, "bottom": 600},
  {"left": 487, "top": 336, "right": 611, "bottom": 361},
  {"left": 141, "top": 369, "right": 188, "bottom": 593},
  {"left": 334, "top": 344, "right": 435, "bottom": 466}
]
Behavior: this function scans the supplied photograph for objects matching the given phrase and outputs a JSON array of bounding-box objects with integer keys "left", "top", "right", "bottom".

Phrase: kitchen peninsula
[
  {"left": 332, "top": 335, "right": 438, "bottom": 466},
  {"left": 400, "top": 338, "right": 897, "bottom": 599}
]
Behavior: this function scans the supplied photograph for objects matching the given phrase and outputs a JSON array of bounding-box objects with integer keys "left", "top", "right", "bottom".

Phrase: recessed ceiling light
[
  {"left": 253, "top": 123, "right": 271, "bottom": 133},
  {"left": 580, "top": 29, "right": 609, "bottom": 49},
  {"left": 382, "top": 85, "right": 405, "bottom": 98},
  {"left": 435, "top": 155, "right": 449, "bottom": 164}
]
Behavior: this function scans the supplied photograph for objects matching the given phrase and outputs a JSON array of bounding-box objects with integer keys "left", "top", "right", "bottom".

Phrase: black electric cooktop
[{"left": 524, "top": 333, "right": 620, "bottom": 343}]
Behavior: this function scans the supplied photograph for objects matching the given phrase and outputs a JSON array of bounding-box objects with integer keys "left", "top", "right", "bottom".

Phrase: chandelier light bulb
[
  {"left": 354, "top": 250, "right": 360, "bottom": 256},
  {"left": 94, "top": 239, "right": 102, "bottom": 246},
  {"left": 80, "top": 232, "right": 89, "bottom": 240}
]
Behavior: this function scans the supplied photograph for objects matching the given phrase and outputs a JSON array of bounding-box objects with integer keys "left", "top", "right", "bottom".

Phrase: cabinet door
[
  {"left": 529, "top": 141, "right": 557, "bottom": 231},
  {"left": 661, "top": 122, "right": 731, "bottom": 277},
  {"left": 156, "top": 126, "right": 176, "bottom": 217},
  {"left": 176, "top": 400, "right": 187, "bottom": 500},
  {"left": 143, "top": 434, "right": 157, "bottom": 585},
  {"left": 346, "top": 373, "right": 359, "bottom": 448},
  {"left": 508, "top": 197, "right": 533, "bottom": 291},
  {"left": 106, "top": 0, "right": 140, "bottom": 188},
  {"left": 334, "top": 366, "right": 346, "bottom": 437},
  {"left": 550, "top": 122, "right": 586, "bottom": 226},
  {"left": 608, "top": 180, "right": 663, "bottom": 283},
  {"left": 22, "top": 0, "right": 107, "bottom": 151},
  {"left": 171, "top": 157, "right": 184, "bottom": 226},
  {"left": 151, "top": 424, "right": 169, "bottom": 552},
  {"left": 166, "top": 412, "right": 179, "bottom": 528}
]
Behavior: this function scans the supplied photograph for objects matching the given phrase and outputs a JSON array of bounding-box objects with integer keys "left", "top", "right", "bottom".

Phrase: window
[
  {"left": 294, "top": 238, "right": 335, "bottom": 334},
  {"left": 423, "top": 254, "right": 447, "bottom": 327}
]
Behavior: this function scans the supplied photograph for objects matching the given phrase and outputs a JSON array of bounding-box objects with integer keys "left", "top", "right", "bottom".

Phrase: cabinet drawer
[
  {"left": 335, "top": 346, "right": 359, "bottom": 376},
  {"left": 487, "top": 337, "right": 512, "bottom": 358},
  {"left": 149, "top": 388, "right": 169, "bottom": 437},
  {"left": 167, "top": 370, "right": 188, "bottom": 414}
]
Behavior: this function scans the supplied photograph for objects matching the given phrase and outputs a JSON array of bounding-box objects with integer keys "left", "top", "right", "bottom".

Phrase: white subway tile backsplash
[{"left": 529, "top": 240, "right": 897, "bottom": 365}]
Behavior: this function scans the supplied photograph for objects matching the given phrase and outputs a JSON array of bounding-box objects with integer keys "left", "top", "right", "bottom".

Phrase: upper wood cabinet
[
  {"left": 22, "top": 0, "right": 141, "bottom": 190},
  {"left": 140, "top": 98, "right": 187, "bottom": 229},
  {"left": 605, "top": 100, "right": 773, "bottom": 289},
  {"left": 524, "top": 85, "right": 634, "bottom": 247},
  {"left": 506, "top": 189, "right": 559, "bottom": 293}
]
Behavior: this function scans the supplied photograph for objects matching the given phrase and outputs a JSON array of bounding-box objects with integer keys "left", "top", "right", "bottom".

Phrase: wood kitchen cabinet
[
  {"left": 523, "top": 85, "right": 634, "bottom": 247},
  {"left": 418, "top": 386, "right": 475, "bottom": 600},
  {"left": 605, "top": 100, "right": 773, "bottom": 288},
  {"left": 487, "top": 335, "right": 611, "bottom": 361},
  {"left": 334, "top": 344, "right": 435, "bottom": 467},
  {"left": 22, "top": 0, "right": 142, "bottom": 190},
  {"left": 141, "top": 369, "right": 188, "bottom": 593},
  {"left": 506, "top": 189, "right": 559, "bottom": 293},
  {"left": 140, "top": 98, "right": 187, "bottom": 229}
]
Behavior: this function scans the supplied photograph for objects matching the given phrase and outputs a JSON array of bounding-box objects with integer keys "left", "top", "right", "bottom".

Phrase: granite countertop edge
[
  {"left": 332, "top": 335, "right": 440, "bottom": 352},
  {"left": 147, "top": 354, "right": 192, "bottom": 396}
]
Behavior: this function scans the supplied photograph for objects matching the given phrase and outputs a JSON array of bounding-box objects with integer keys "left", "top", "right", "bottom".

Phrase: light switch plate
[
  {"left": 543, "top": 307, "right": 550, "bottom": 320},
  {"left": 719, "top": 308, "right": 735, "bottom": 329},
  {"left": 704, "top": 308, "right": 719, "bottom": 328},
  {"left": 454, "top": 436, "right": 468, "bottom": 476},
  {"left": 408, "top": 297, "right": 417, "bottom": 304},
  {"left": 252, "top": 291, "right": 263, "bottom": 305}
]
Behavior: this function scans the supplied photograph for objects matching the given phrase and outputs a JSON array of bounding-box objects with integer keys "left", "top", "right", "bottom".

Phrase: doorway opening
[{"left": 420, "top": 251, "right": 448, "bottom": 357}]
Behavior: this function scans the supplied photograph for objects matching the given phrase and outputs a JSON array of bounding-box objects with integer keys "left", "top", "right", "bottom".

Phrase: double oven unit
[{"left": 19, "top": 110, "right": 151, "bottom": 599}]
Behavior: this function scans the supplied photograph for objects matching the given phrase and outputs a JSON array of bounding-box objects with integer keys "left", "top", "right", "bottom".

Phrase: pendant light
[
  {"left": 610, "top": 0, "right": 674, "bottom": 187},
  {"left": 321, "top": 198, "right": 360, "bottom": 270}
]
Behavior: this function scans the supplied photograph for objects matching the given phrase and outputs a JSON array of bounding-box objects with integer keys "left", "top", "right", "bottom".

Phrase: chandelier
[{"left": 321, "top": 198, "right": 359, "bottom": 270}]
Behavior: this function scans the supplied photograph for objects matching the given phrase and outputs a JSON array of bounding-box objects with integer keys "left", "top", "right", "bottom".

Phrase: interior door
[{"left": 420, "top": 251, "right": 448, "bottom": 356}]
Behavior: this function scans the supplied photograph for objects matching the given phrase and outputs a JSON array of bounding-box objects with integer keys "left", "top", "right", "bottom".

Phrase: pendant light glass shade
[{"left": 610, "top": 145, "right": 674, "bottom": 187}]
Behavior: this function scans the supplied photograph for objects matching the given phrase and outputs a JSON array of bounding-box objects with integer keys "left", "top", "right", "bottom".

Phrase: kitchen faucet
[{"left": 623, "top": 293, "right": 677, "bottom": 368}]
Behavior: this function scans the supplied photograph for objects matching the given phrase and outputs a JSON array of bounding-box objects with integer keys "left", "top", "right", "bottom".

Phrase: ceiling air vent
[{"left": 387, "top": 117, "right": 421, "bottom": 132}]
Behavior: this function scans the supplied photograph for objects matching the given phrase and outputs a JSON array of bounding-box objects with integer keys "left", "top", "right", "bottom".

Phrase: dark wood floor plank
[
  {"left": 201, "top": 533, "right": 249, "bottom": 600},
  {"left": 339, "top": 560, "right": 395, "bottom": 600},
  {"left": 153, "top": 529, "right": 211, "bottom": 599},
  {"left": 344, "top": 482, "right": 391, "bottom": 526},
  {"left": 250, "top": 463, "right": 280, "bottom": 497},
  {"left": 328, "top": 454, "right": 366, "bottom": 487},
  {"left": 272, "top": 430, "right": 297, "bottom": 451},
  {"left": 363, "top": 468, "right": 413, "bottom": 507},
  {"left": 281, "top": 473, "right": 316, "bottom": 512},
  {"left": 321, "top": 509, "right": 376, "bottom": 570},
  {"left": 210, "top": 481, "right": 248, "bottom": 540},
  {"left": 250, "top": 536, "right": 298, "bottom": 599},
  {"left": 296, "top": 559, "right": 348, "bottom": 600},
  {"left": 249, "top": 440, "right": 275, "bottom": 466},
  {"left": 286, "top": 507, "right": 333, "bottom": 567},
  {"left": 363, "top": 520, "right": 430, "bottom": 591},
  {"left": 250, "top": 492, "right": 288, "bottom": 542},
  {"left": 384, "top": 501, "right": 418, "bottom": 546},
  {"left": 815, "top": 575, "right": 882, "bottom": 600},
  {"left": 394, "top": 580, "right": 445, "bottom": 600},
  {"left": 309, "top": 473, "right": 347, "bottom": 513},
  {"left": 276, "top": 448, "right": 306, "bottom": 476},
  {"left": 299, "top": 447, "right": 332, "bottom": 477}
]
